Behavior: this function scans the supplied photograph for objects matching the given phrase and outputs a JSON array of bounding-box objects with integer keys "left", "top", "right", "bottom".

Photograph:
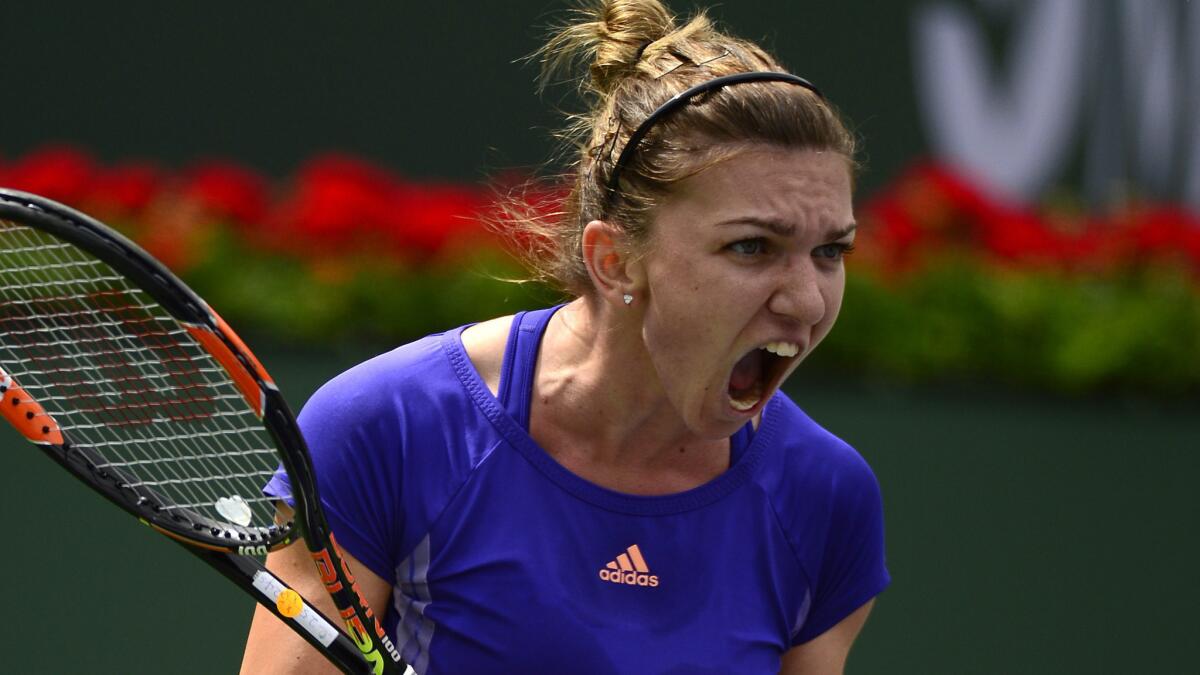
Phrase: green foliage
[
  {"left": 182, "top": 225, "right": 561, "bottom": 345},
  {"left": 174, "top": 222, "right": 1200, "bottom": 394},
  {"left": 819, "top": 260, "right": 1200, "bottom": 393}
]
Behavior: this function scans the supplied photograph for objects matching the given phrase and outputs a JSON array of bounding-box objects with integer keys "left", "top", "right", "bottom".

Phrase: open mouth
[{"left": 727, "top": 341, "right": 801, "bottom": 413}]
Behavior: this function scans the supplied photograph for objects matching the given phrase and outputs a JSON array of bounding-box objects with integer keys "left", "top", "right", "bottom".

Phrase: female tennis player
[{"left": 242, "top": 1, "right": 888, "bottom": 672}]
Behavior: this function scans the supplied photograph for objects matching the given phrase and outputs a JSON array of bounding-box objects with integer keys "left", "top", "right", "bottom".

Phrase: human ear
[{"left": 581, "top": 220, "right": 639, "bottom": 306}]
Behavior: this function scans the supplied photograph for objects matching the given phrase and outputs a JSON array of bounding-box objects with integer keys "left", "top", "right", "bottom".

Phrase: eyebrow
[{"left": 716, "top": 217, "right": 857, "bottom": 239}]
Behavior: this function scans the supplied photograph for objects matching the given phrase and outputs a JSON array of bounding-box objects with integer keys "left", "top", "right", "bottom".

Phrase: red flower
[
  {"left": 182, "top": 161, "right": 269, "bottom": 226},
  {"left": 4, "top": 146, "right": 96, "bottom": 204},
  {"left": 916, "top": 162, "right": 1004, "bottom": 223},
  {"left": 270, "top": 154, "right": 395, "bottom": 253},
  {"left": 975, "top": 205, "right": 1064, "bottom": 264},
  {"left": 386, "top": 182, "right": 486, "bottom": 258},
  {"left": 1126, "top": 207, "right": 1200, "bottom": 271},
  {"left": 861, "top": 197, "right": 924, "bottom": 273},
  {"left": 85, "top": 162, "right": 164, "bottom": 215}
]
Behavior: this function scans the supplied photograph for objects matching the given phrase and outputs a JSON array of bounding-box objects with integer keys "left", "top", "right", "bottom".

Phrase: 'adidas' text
[
  {"left": 598, "top": 569, "right": 659, "bottom": 586},
  {"left": 597, "top": 544, "right": 660, "bottom": 588}
]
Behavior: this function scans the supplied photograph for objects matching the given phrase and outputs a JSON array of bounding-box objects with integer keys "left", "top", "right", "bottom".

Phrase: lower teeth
[{"left": 730, "top": 396, "right": 759, "bottom": 411}]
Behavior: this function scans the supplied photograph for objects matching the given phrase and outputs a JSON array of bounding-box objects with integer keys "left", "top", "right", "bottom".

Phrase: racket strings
[
  {"left": 0, "top": 219, "right": 288, "bottom": 532},
  {"left": 0, "top": 225, "right": 276, "bottom": 519}
]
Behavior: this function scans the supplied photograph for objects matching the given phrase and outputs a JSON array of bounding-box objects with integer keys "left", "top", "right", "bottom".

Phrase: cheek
[
  {"left": 641, "top": 261, "right": 737, "bottom": 393},
  {"left": 649, "top": 251, "right": 704, "bottom": 297},
  {"left": 644, "top": 254, "right": 711, "bottom": 330},
  {"left": 646, "top": 257, "right": 757, "bottom": 347}
]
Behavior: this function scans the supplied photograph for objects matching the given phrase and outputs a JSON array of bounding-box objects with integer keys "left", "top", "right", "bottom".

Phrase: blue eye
[
  {"left": 813, "top": 242, "right": 855, "bottom": 260},
  {"left": 729, "top": 238, "right": 767, "bottom": 256}
]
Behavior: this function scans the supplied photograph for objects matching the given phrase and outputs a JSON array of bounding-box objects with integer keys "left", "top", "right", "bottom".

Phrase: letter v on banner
[
  {"left": 1186, "top": 1, "right": 1200, "bottom": 212},
  {"left": 1120, "top": 0, "right": 1181, "bottom": 197},
  {"left": 913, "top": 0, "right": 1087, "bottom": 201}
]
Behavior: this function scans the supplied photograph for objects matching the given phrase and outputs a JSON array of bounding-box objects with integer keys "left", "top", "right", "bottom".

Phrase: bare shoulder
[{"left": 459, "top": 314, "right": 515, "bottom": 396}]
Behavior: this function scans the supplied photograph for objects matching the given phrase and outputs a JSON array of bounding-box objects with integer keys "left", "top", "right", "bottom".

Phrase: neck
[{"left": 533, "top": 297, "right": 726, "bottom": 469}]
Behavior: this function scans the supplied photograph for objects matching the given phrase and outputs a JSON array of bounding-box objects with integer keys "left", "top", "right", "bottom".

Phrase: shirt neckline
[{"left": 441, "top": 321, "right": 779, "bottom": 516}]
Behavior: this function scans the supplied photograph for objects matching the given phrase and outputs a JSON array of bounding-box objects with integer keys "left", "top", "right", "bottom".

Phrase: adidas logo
[{"left": 597, "top": 544, "right": 660, "bottom": 587}]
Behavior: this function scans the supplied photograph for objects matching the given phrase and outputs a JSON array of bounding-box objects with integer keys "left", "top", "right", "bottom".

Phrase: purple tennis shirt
[{"left": 266, "top": 306, "right": 889, "bottom": 674}]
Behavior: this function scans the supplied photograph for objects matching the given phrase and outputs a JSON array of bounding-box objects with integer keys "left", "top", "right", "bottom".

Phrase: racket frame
[{"left": 0, "top": 189, "right": 404, "bottom": 674}]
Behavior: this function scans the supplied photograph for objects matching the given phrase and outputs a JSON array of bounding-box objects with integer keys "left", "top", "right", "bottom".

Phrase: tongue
[{"left": 729, "top": 349, "right": 764, "bottom": 396}]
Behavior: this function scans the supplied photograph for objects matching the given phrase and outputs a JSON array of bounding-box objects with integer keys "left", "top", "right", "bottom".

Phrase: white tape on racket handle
[{"left": 251, "top": 570, "right": 340, "bottom": 647}]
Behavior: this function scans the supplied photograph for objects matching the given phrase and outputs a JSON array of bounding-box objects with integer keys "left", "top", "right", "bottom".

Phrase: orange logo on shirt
[{"left": 597, "top": 544, "right": 659, "bottom": 587}]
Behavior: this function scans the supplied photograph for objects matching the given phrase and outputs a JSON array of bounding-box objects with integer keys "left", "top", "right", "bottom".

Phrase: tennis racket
[{"left": 0, "top": 188, "right": 406, "bottom": 674}]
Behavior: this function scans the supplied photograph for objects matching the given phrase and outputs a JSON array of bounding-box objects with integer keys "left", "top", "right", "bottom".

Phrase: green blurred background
[{"left": 2, "top": 1, "right": 1197, "bottom": 672}]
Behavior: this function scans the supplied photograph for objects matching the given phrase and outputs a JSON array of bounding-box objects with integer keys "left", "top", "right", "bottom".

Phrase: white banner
[{"left": 914, "top": 0, "right": 1200, "bottom": 213}]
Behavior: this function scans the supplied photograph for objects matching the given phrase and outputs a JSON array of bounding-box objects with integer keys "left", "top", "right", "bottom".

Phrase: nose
[{"left": 766, "top": 256, "right": 826, "bottom": 325}]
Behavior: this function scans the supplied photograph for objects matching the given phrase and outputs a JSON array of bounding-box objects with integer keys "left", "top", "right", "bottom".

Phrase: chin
[{"left": 692, "top": 407, "right": 753, "bottom": 440}]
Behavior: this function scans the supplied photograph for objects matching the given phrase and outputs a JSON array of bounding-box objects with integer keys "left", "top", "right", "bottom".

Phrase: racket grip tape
[{"left": 251, "top": 571, "right": 341, "bottom": 648}]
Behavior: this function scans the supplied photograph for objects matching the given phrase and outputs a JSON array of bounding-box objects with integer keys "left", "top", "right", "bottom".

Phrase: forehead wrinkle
[
  {"left": 715, "top": 216, "right": 795, "bottom": 236},
  {"left": 750, "top": 169, "right": 850, "bottom": 231},
  {"left": 658, "top": 148, "right": 853, "bottom": 239},
  {"left": 715, "top": 217, "right": 856, "bottom": 241}
]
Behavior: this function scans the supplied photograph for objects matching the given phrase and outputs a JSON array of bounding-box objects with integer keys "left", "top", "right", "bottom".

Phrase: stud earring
[{"left": 622, "top": 293, "right": 633, "bottom": 305}]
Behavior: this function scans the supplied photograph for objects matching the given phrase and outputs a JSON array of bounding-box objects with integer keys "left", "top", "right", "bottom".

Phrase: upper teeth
[{"left": 761, "top": 341, "right": 800, "bottom": 358}]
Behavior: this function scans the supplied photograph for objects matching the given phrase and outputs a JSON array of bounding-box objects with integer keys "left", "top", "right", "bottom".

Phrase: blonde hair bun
[
  {"left": 500, "top": 0, "right": 855, "bottom": 296},
  {"left": 541, "top": 0, "right": 713, "bottom": 96}
]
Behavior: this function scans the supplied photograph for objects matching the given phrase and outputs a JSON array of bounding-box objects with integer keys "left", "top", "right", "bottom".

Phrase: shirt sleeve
[
  {"left": 791, "top": 449, "right": 890, "bottom": 645},
  {"left": 263, "top": 360, "right": 406, "bottom": 585},
  {"left": 263, "top": 334, "right": 486, "bottom": 586}
]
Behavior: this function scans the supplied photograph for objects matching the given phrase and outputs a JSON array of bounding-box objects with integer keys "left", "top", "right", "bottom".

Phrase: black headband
[{"left": 603, "top": 71, "right": 824, "bottom": 209}]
